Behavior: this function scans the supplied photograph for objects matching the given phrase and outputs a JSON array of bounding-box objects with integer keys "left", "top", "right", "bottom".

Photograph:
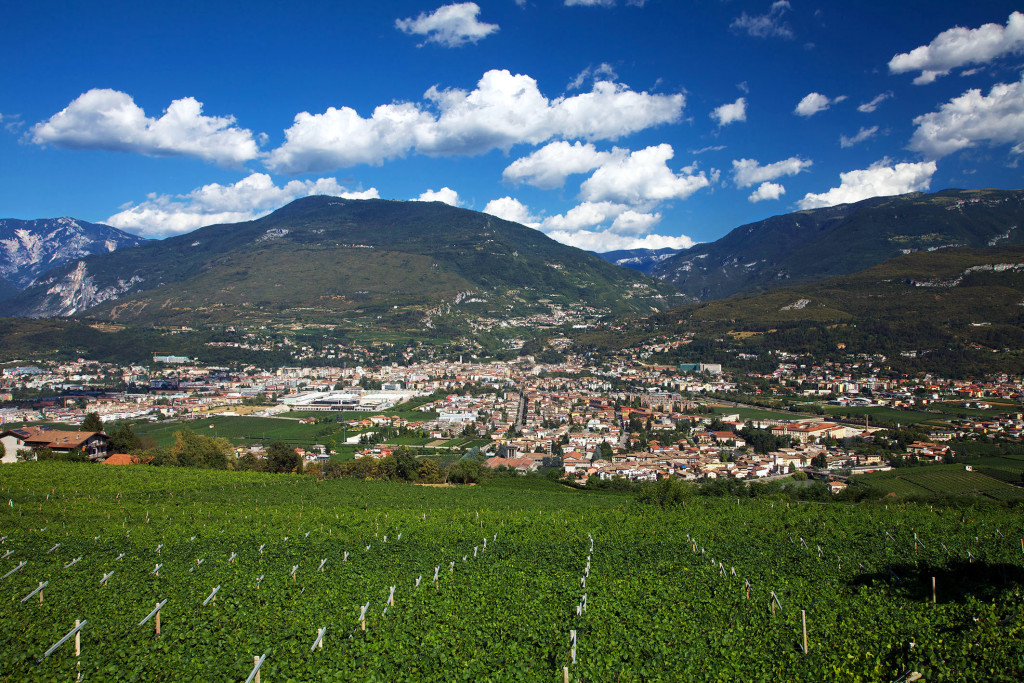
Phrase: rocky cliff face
[
  {"left": 0, "top": 217, "right": 147, "bottom": 295},
  {"left": 22, "top": 261, "right": 145, "bottom": 317}
]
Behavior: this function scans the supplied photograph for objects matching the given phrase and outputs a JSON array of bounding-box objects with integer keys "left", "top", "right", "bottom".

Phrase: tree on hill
[
  {"left": 171, "top": 429, "right": 231, "bottom": 469},
  {"left": 106, "top": 421, "right": 141, "bottom": 454},
  {"left": 379, "top": 447, "right": 419, "bottom": 481},
  {"left": 82, "top": 412, "right": 103, "bottom": 433},
  {"left": 418, "top": 458, "right": 442, "bottom": 483},
  {"left": 447, "top": 458, "right": 483, "bottom": 484},
  {"left": 267, "top": 441, "right": 303, "bottom": 474}
]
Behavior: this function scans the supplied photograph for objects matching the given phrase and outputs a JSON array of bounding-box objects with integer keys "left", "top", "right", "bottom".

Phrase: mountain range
[
  {"left": 651, "top": 188, "right": 1024, "bottom": 301},
  {"left": 2, "top": 188, "right": 1023, "bottom": 347},
  {"left": 0, "top": 217, "right": 146, "bottom": 301},
  {"left": 0, "top": 197, "right": 678, "bottom": 326},
  {"left": 595, "top": 247, "right": 682, "bottom": 274}
]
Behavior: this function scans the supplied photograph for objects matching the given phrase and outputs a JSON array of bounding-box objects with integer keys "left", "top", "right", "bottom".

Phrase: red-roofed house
[{"left": 1, "top": 426, "right": 109, "bottom": 463}]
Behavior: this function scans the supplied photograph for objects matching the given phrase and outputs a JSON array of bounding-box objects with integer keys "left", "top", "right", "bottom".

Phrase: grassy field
[
  {"left": 928, "top": 401, "right": 1015, "bottom": 419},
  {"left": 134, "top": 416, "right": 342, "bottom": 449},
  {"left": 820, "top": 404, "right": 943, "bottom": 426},
  {"left": 282, "top": 395, "right": 441, "bottom": 422},
  {"left": 710, "top": 405, "right": 796, "bottom": 421}
]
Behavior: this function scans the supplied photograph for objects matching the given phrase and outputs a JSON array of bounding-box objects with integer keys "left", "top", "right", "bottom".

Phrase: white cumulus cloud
[
  {"left": 266, "top": 69, "right": 684, "bottom": 174},
  {"left": 541, "top": 201, "right": 690, "bottom": 251},
  {"left": 544, "top": 229, "right": 692, "bottom": 252},
  {"left": 541, "top": 201, "right": 632, "bottom": 232},
  {"left": 106, "top": 173, "right": 378, "bottom": 238},
  {"left": 502, "top": 141, "right": 613, "bottom": 189},
  {"left": 909, "top": 74, "right": 1024, "bottom": 159},
  {"left": 609, "top": 210, "right": 662, "bottom": 235},
  {"left": 31, "top": 89, "right": 261, "bottom": 166},
  {"left": 483, "top": 196, "right": 541, "bottom": 227},
  {"left": 487, "top": 196, "right": 690, "bottom": 251},
  {"left": 580, "top": 144, "right": 711, "bottom": 204},
  {"left": 731, "top": 156, "right": 811, "bottom": 187},
  {"left": 840, "top": 125, "right": 880, "bottom": 148},
  {"left": 711, "top": 97, "right": 747, "bottom": 127},
  {"left": 414, "top": 187, "right": 461, "bottom": 206},
  {"left": 748, "top": 182, "right": 785, "bottom": 202},
  {"left": 731, "top": 1, "right": 792, "bottom": 39},
  {"left": 797, "top": 160, "right": 937, "bottom": 209},
  {"left": 889, "top": 11, "right": 1024, "bottom": 85},
  {"left": 794, "top": 92, "right": 845, "bottom": 117},
  {"left": 395, "top": 3, "right": 498, "bottom": 47}
]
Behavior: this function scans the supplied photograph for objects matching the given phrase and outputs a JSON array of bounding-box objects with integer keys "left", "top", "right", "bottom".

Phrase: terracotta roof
[
  {"left": 102, "top": 453, "right": 144, "bottom": 466},
  {"left": 15, "top": 426, "right": 105, "bottom": 450}
]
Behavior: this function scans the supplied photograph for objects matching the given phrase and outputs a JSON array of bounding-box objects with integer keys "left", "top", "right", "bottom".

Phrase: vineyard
[
  {"left": 856, "top": 465, "right": 1024, "bottom": 501},
  {"left": 0, "top": 464, "right": 1022, "bottom": 681}
]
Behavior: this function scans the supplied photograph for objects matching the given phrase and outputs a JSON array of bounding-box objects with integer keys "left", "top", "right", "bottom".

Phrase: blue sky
[{"left": 2, "top": 1, "right": 1022, "bottom": 251}]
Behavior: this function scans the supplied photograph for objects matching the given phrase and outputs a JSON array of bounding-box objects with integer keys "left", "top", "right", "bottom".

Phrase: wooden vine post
[
  {"left": 801, "top": 610, "right": 808, "bottom": 654},
  {"left": 359, "top": 602, "right": 369, "bottom": 632}
]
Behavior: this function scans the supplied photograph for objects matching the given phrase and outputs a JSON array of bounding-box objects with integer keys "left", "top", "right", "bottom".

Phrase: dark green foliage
[
  {"left": 635, "top": 476, "right": 692, "bottom": 508},
  {"left": 106, "top": 421, "right": 141, "bottom": 454},
  {"left": 81, "top": 412, "right": 103, "bottom": 433},
  {"left": 169, "top": 429, "right": 230, "bottom": 469},
  {"left": 0, "top": 317, "right": 293, "bottom": 366},
  {"left": 447, "top": 458, "right": 483, "bottom": 484},
  {"left": 377, "top": 447, "right": 419, "bottom": 481},
  {"left": 739, "top": 426, "right": 791, "bottom": 454},
  {"left": 266, "top": 441, "right": 303, "bottom": 474}
]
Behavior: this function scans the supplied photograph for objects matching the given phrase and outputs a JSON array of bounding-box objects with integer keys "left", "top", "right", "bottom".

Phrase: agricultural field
[
  {"left": 820, "top": 404, "right": 941, "bottom": 427},
  {"left": 710, "top": 405, "right": 795, "bottom": 421},
  {"left": 0, "top": 464, "right": 1021, "bottom": 681},
  {"left": 135, "top": 416, "right": 339, "bottom": 449},
  {"left": 971, "top": 455, "right": 1024, "bottom": 485},
  {"left": 854, "top": 465, "right": 1024, "bottom": 502}
]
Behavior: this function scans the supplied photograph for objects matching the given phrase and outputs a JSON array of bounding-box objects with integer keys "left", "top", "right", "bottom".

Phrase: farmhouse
[{"left": 1, "top": 426, "right": 110, "bottom": 463}]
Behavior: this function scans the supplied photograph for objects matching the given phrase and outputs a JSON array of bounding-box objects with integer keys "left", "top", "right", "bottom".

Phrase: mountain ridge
[
  {"left": 0, "top": 197, "right": 680, "bottom": 325},
  {"left": 651, "top": 188, "right": 1024, "bottom": 301}
]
